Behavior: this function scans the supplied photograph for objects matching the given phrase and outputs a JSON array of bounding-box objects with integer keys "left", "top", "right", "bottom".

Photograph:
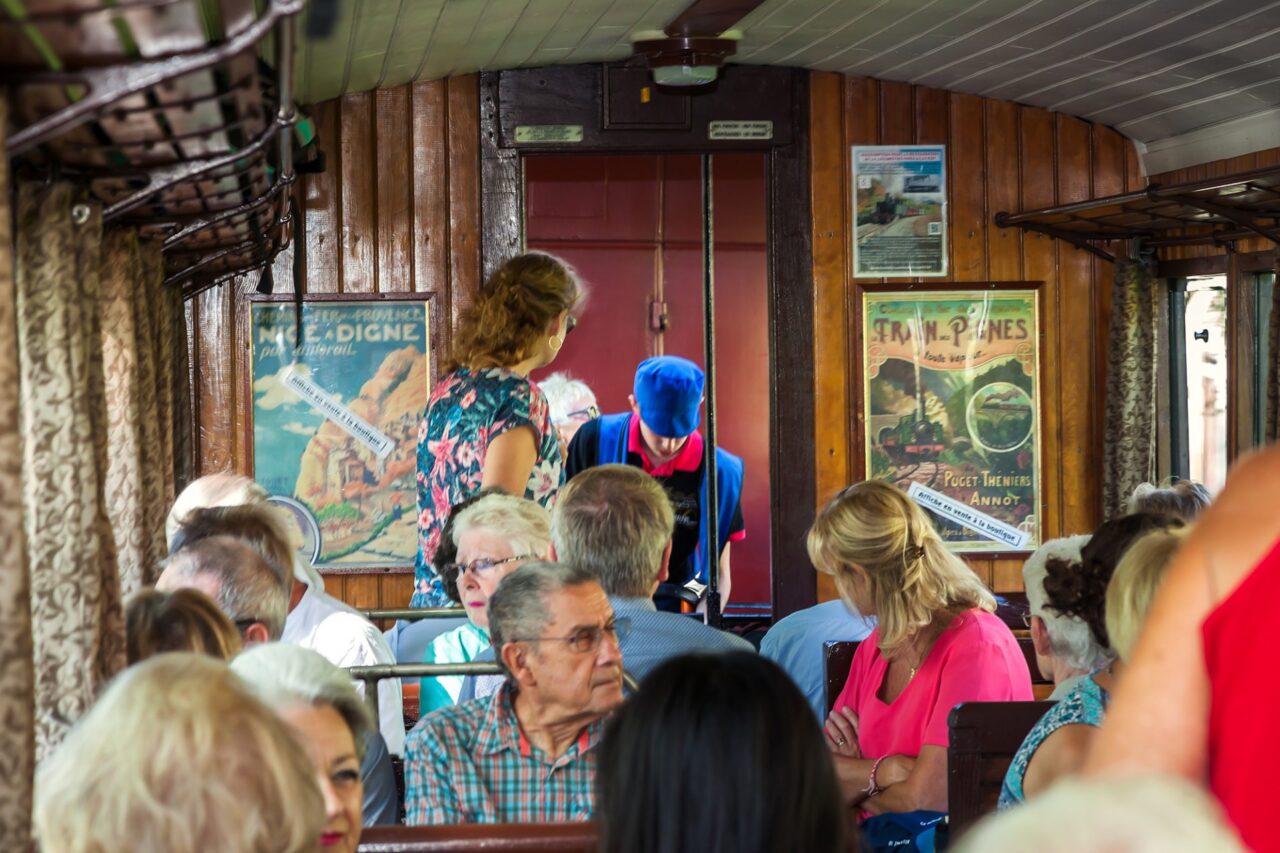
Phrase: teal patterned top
[{"left": 998, "top": 673, "right": 1109, "bottom": 809}]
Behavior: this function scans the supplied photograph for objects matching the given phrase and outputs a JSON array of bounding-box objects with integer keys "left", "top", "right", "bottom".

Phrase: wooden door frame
[{"left": 478, "top": 65, "right": 817, "bottom": 619}]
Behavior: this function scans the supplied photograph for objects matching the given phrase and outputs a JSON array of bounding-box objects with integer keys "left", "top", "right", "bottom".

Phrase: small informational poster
[
  {"left": 852, "top": 145, "right": 948, "bottom": 277},
  {"left": 862, "top": 287, "right": 1040, "bottom": 552},
  {"left": 250, "top": 297, "right": 431, "bottom": 569}
]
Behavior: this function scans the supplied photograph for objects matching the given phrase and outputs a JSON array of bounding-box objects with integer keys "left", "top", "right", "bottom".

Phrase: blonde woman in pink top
[{"left": 808, "top": 480, "right": 1032, "bottom": 816}]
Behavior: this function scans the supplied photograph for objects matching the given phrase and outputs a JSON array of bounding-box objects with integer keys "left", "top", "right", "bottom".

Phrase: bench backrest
[
  {"left": 358, "top": 822, "right": 597, "bottom": 852},
  {"left": 946, "top": 700, "right": 1054, "bottom": 839},
  {"left": 823, "top": 639, "right": 860, "bottom": 715}
]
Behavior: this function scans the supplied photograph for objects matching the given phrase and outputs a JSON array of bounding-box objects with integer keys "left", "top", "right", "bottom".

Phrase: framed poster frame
[
  {"left": 244, "top": 292, "right": 434, "bottom": 575},
  {"left": 854, "top": 282, "right": 1043, "bottom": 556},
  {"left": 851, "top": 144, "right": 949, "bottom": 278}
]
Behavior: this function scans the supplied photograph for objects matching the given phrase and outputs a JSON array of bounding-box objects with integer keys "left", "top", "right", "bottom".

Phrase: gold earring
[{"left": 548, "top": 334, "right": 563, "bottom": 353}]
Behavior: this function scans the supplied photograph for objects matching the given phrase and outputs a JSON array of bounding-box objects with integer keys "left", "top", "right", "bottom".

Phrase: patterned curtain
[
  {"left": 1102, "top": 257, "right": 1160, "bottom": 519},
  {"left": 101, "top": 232, "right": 189, "bottom": 594},
  {"left": 16, "top": 183, "right": 125, "bottom": 758},
  {"left": 0, "top": 94, "right": 37, "bottom": 852},
  {"left": 1266, "top": 258, "right": 1280, "bottom": 443}
]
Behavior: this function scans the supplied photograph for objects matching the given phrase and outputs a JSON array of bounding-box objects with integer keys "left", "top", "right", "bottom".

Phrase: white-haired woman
[
  {"left": 1021, "top": 535, "right": 1109, "bottom": 700},
  {"left": 538, "top": 372, "right": 599, "bottom": 458},
  {"left": 809, "top": 480, "right": 1032, "bottom": 818},
  {"left": 35, "top": 653, "right": 324, "bottom": 852},
  {"left": 420, "top": 492, "right": 552, "bottom": 713},
  {"left": 233, "top": 644, "right": 380, "bottom": 851}
]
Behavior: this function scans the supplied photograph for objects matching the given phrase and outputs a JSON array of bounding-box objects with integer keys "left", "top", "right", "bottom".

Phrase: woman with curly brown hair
[
  {"left": 411, "top": 253, "right": 584, "bottom": 607},
  {"left": 998, "top": 512, "right": 1186, "bottom": 808},
  {"left": 810, "top": 480, "right": 1032, "bottom": 820}
]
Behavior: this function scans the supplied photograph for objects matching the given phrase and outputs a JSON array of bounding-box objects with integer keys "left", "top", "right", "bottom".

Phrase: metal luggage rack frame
[{"left": 2, "top": 0, "right": 307, "bottom": 295}]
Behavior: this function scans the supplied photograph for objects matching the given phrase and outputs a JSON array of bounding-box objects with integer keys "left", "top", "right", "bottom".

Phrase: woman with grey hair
[
  {"left": 538, "top": 372, "right": 599, "bottom": 458},
  {"left": 1020, "top": 535, "right": 1108, "bottom": 700},
  {"left": 420, "top": 492, "right": 552, "bottom": 713},
  {"left": 232, "top": 644, "right": 386, "bottom": 850}
]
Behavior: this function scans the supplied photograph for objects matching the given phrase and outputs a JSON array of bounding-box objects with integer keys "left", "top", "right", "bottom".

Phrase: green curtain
[
  {"left": 1102, "top": 257, "right": 1160, "bottom": 519},
  {"left": 0, "top": 92, "right": 37, "bottom": 852}
]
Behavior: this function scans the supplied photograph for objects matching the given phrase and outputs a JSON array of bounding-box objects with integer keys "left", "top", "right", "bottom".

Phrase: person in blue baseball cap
[{"left": 564, "top": 355, "right": 745, "bottom": 610}]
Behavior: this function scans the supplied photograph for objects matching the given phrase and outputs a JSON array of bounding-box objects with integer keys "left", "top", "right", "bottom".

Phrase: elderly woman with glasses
[
  {"left": 537, "top": 372, "right": 600, "bottom": 459},
  {"left": 419, "top": 492, "right": 552, "bottom": 713},
  {"left": 412, "top": 252, "right": 585, "bottom": 607}
]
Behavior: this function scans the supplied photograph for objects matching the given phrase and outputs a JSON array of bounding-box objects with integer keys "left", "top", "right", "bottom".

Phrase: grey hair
[
  {"left": 488, "top": 560, "right": 601, "bottom": 682},
  {"left": 231, "top": 644, "right": 374, "bottom": 762},
  {"left": 1126, "top": 479, "right": 1212, "bottom": 522},
  {"left": 551, "top": 464, "right": 674, "bottom": 598},
  {"left": 452, "top": 493, "right": 551, "bottom": 558},
  {"left": 538, "top": 372, "right": 597, "bottom": 426},
  {"left": 1022, "top": 535, "right": 1110, "bottom": 672},
  {"left": 159, "top": 536, "right": 288, "bottom": 640}
]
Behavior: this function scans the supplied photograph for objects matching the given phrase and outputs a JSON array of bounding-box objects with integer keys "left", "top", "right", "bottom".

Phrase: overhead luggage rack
[
  {"left": 995, "top": 162, "right": 1280, "bottom": 262},
  {"left": 2, "top": 0, "right": 307, "bottom": 294}
]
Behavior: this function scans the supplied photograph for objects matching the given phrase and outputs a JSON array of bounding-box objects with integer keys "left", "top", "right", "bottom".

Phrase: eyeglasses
[
  {"left": 513, "top": 617, "right": 631, "bottom": 654},
  {"left": 1021, "top": 611, "right": 1033, "bottom": 628},
  {"left": 446, "top": 554, "right": 536, "bottom": 578},
  {"left": 566, "top": 315, "right": 578, "bottom": 334},
  {"left": 567, "top": 405, "right": 600, "bottom": 420}
]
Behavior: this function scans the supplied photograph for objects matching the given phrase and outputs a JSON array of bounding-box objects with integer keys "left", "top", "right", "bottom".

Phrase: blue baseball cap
[{"left": 633, "top": 356, "right": 704, "bottom": 438}]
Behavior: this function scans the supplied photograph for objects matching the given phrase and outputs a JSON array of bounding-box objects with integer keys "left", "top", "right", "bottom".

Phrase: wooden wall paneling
[
  {"left": 410, "top": 80, "right": 454, "bottom": 373},
  {"left": 447, "top": 74, "right": 482, "bottom": 328},
  {"left": 879, "top": 80, "right": 914, "bottom": 145},
  {"left": 1055, "top": 114, "right": 1097, "bottom": 536},
  {"left": 844, "top": 77, "right": 878, "bottom": 489},
  {"left": 480, "top": 72, "right": 523, "bottom": 283},
  {"left": 375, "top": 86, "right": 414, "bottom": 293},
  {"left": 340, "top": 91, "right": 377, "bottom": 293},
  {"left": 231, "top": 277, "right": 253, "bottom": 476},
  {"left": 811, "top": 71, "right": 850, "bottom": 502},
  {"left": 304, "top": 99, "right": 343, "bottom": 294},
  {"left": 949, "top": 93, "right": 986, "bottom": 283},
  {"left": 1020, "top": 107, "right": 1063, "bottom": 543},
  {"left": 195, "top": 285, "right": 233, "bottom": 474},
  {"left": 985, "top": 99, "right": 1022, "bottom": 281}
]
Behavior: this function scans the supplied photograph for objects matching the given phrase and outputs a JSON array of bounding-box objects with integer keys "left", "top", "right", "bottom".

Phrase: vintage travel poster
[
  {"left": 862, "top": 288, "right": 1040, "bottom": 552},
  {"left": 852, "top": 145, "right": 948, "bottom": 277},
  {"left": 250, "top": 298, "right": 430, "bottom": 569}
]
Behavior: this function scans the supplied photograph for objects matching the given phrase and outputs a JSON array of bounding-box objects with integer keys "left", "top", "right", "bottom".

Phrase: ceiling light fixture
[{"left": 630, "top": 30, "right": 740, "bottom": 88}]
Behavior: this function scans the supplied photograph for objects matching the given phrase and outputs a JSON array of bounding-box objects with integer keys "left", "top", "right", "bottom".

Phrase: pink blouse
[{"left": 834, "top": 608, "right": 1032, "bottom": 759}]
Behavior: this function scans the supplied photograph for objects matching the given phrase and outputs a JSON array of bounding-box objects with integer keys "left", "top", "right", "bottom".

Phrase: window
[{"left": 1169, "top": 275, "right": 1228, "bottom": 492}]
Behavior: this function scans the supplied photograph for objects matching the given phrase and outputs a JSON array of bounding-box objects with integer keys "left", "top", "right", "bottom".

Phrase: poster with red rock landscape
[
  {"left": 862, "top": 287, "right": 1041, "bottom": 552},
  {"left": 250, "top": 297, "right": 430, "bottom": 569}
]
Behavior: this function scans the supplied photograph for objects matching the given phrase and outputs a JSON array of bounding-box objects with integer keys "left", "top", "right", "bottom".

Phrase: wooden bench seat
[
  {"left": 947, "top": 700, "right": 1055, "bottom": 840},
  {"left": 358, "top": 822, "right": 597, "bottom": 852}
]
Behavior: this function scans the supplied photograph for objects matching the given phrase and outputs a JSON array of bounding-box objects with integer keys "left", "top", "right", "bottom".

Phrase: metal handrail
[
  {"left": 348, "top": 662, "right": 641, "bottom": 722},
  {"left": 361, "top": 607, "right": 467, "bottom": 622}
]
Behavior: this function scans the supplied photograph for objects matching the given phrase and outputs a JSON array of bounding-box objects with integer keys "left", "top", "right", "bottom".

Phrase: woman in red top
[
  {"left": 809, "top": 480, "right": 1032, "bottom": 815},
  {"left": 1087, "top": 447, "right": 1278, "bottom": 850}
]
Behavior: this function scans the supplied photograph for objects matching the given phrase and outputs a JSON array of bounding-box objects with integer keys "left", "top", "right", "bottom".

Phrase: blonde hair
[
  {"left": 807, "top": 480, "right": 995, "bottom": 653},
  {"left": 34, "top": 654, "right": 324, "bottom": 853},
  {"left": 450, "top": 252, "right": 584, "bottom": 371},
  {"left": 125, "top": 587, "right": 242, "bottom": 664},
  {"left": 1105, "top": 525, "right": 1191, "bottom": 660}
]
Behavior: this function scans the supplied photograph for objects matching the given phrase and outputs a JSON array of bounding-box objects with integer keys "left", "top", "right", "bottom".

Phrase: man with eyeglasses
[
  {"left": 565, "top": 355, "right": 745, "bottom": 611},
  {"left": 404, "top": 561, "right": 625, "bottom": 825}
]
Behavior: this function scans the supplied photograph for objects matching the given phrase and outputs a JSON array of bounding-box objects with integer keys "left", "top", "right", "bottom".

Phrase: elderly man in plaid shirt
[{"left": 404, "top": 560, "right": 627, "bottom": 824}]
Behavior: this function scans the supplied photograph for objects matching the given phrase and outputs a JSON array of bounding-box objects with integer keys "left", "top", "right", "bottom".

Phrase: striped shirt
[{"left": 404, "top": 683, "right": 602, "bottom": 825}]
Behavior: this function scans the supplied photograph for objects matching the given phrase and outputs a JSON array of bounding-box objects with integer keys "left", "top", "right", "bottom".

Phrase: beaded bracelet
[{"left": 865, "top": 755, "right": 887, "bottom": 797}]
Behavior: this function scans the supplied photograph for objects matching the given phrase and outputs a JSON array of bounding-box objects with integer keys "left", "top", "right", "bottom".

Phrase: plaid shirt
[{"left": 404, "top": 682, "right": 603, "bottom": 825}]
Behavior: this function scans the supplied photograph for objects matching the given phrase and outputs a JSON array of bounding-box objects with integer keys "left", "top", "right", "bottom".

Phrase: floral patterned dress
[{"left": 412, "top": 367, "right": 562, "bottom": 607}]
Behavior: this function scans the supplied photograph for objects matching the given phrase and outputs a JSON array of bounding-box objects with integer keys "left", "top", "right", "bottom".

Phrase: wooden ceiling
[{"left": 297, "top": 0, "right": 1280, "bottom": 149}]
